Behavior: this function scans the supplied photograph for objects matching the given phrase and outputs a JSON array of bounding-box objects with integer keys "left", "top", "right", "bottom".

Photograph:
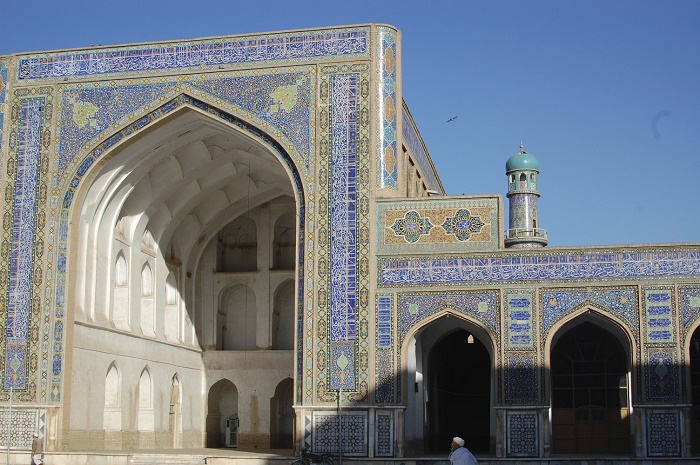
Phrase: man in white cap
[
  {"left": 31, "top": 433, "right": 43, "bottom": 465},
  {"left": 448, "top": 437, "right": 477, "bottom": 465}
]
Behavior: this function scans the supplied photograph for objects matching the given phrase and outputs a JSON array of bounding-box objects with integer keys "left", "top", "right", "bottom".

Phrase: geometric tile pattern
[
  {"left": 680, "top": 285, "right": 700, "bottom": 330},
  {"left": 390, "top": 210, "right": 433, "bottom": 243},
  {"left": 441, "top": 208, "right": 485, "bottom": 241},
  {"left": 645, "top": 348, "right": 679, "bottom": 402},
  {"left": 0, "top": 58, "right": 7, "bottom": 165},
  {"left": 0, "top": 408, "right": 41, "bottom": 449},
  {"left": 375, "top": 411, "right": 394, "bottom": 456},
  {"left": 312, "top": 411, "right": 366, "bottom": 455},
  {"left": 506, "top": 412, "right": 539, "bottom": 457},
  {"left": 505, "top": 353, "right": 538, "bottom": 404},
  {"left": 646, "top": 411, "right": 681, "bottom": 456}
]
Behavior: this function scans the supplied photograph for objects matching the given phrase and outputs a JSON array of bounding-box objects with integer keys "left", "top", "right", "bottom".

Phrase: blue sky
[{"left": 2, "top": 1, "right": 698, "bottom": 247}]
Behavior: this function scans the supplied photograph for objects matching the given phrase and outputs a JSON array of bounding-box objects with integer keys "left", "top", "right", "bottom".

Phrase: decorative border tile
[
  {"left": 17, "top": 27, "right": 370, "bottom": 82},
  {"left": 375, "top": 294, "right": 395, "bottom": 403},
  {"left": 506, "top": 411, "right": 539, "bottom": 457},
  {"left": 379, "top": 249, "right": 700, "bottom": 287},
  {"left": 376, "top": 27, "right": 397, "bottom": 189}
]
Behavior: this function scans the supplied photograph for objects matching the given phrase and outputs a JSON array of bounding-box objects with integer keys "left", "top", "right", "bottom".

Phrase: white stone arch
[
  {"left": 140, "top": 261, "right": 155, "bottom": 337},
  {"left": 169, "top": 373, "right": 183, "bottom": 448},
  {"left": 113, "top": 251, "right": 129, "bottom": 329},
  {"left": 164, "top": 272, "right": 179, "bottom": 342},
  {"left": 137, "top": 366, "right": 155, "bottom": 433},
  {"left": 272, "top": 279, "right": 295, "bottom": 350},
  {"left": 401, "top": 307, "right": 496, "bottom": 455},
  {"left": 219, "top": 283, "right": 257, "bottom": 350},
  {"left": 103, "top": 362, "right": 121, "bottom": 431},
  {"left": 272, "top": 211, "right": 296, "bottom": 270},
  {"left": 61, "top": 96, "right": 307, "bottom": 450}
]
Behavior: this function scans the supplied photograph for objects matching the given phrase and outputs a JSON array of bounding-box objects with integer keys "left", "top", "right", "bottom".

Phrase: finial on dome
[{"left": 519, "top": 141, "right": 525, "bottom": 153}]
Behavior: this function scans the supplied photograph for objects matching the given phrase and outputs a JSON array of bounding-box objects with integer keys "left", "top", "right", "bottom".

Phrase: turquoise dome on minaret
[{"left": 506, "top": 144, "right": 540, "bottom": 173}]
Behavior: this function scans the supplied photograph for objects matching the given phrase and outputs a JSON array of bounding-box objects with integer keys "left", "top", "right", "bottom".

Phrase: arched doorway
[
  {"left": 270, "top": 378, "right": 294, "bottom": 448},
  {"left": 207, "top": 379, "right": 239, "bottom": 447},
  {"left": 689, "top": 327, "right": 700, "bottom": 453},
  {"left": 426, "top": 328, "right": 491, "bottom": 453},
  {"left": 550, "top": 321, "right": 631, "bottom": 454}
]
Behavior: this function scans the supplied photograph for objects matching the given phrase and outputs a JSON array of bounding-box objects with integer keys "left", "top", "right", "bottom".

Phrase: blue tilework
[
  {"left": 398, "top": 291, "right": 499, "bottom": 338},
  {"left": 401, "top": 106, "right": 440, "bottom": 191},
  {"left": 0, "top": 60, "right": 7, "bottom": 159},
  {"left": 645, "top": 348, "right": 678, "bottom": 402},
  {"left": 58, "top": 84, "right": 175, "bottom": 172},
  {"left": 541, "top": 287, "right": 638, "bottom": 333},
  {"left": 506, "top": 353, "right": 538, "bottom": 404},
  {"left": 3, "top": 97, "right": 45, "bottom": 389},
  {"left": 18, "top": 29, "right": 370, "bottom": 81},
  {"left": 644, "top": 288, "right": 675, "bottom": 343},
  {"left": 190, "top": 73, "right": 313, "bottom": 169},
  {"left": 505, "top": 291, "right": 535, "bottom": 349},
  {"left": 375, "top": 295, "right": 395, "bottom": 403},
  {"left": 377, "top": 27, "right": 397, "bottom": 189},
  {"left": 680, "top": 285, "right": 700, "bottom": 330},
  {"left": 379, "top": 249, "right": 700, "bottom": 286},
  {"left": 329, "top": 73, "right": 358, "bottom": 343},
  {"left": 647, "top": 411, "right": 681, "bottom": 456}
]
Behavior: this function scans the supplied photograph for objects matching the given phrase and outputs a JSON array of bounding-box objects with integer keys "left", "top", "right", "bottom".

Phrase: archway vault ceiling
[{"left": 84, "top": 109, "right": 295, "bottom": 266}]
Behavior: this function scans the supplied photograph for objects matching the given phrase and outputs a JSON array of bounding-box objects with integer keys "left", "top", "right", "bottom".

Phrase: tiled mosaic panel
[
  {"left": 680, "top": 285, "right": 700, "bottom": 330},
  {"left": 2, "top": 91, "right": 52, "bottom": 395},
  {"left": 379, "top": 249, "right": 700, "bottom": 287},
  {"left": 376, "top": 27, "right": 398, "bottom": 189},
  {"left": 375, "top": 411, "right": 394, "bottom": 456},
  {"left": 315, "top": 64, "right": 371, "bottom": 398},
  {"left": 643, "top": 287, "right": 675, "bottom": 344},
  {"left": 312, "top": 411, "right": 366, "bottom": 455},
  {"left": 505, "top": 353, "right": 538, "bottom": 404},
  {"left": 375, "top": 295, "right": 395, "bottom": 403},
  {"left": 646, "top": 410, "right": 681, "bottom": 456},
  {"left": 506, "top": 412, "right": 538, "bottom": 457},
  {"left": 377, "top": 198, "right": 499, "bottom": 253},
  {"left": 505, "top": 290, "right": 536, "bottom": 349},
  {"left": 508, "top": 193, "right": 538, "bottom": 230},
  {"left": 0, "top": 59, "right": 7, "bottom": 160},
  {"left": 398, "top": 291, "right": 499, "bottom": 342},
  {"left": 541, "top": 287, "right": 639, "bottom": 334},
  {"left": 645, "top": 348, "right": 679, "bottom": 402},
  {"left": 0, "top": 408, "right": 42, "bottom": 449},
  {"left": 17, "top": 28, "right": 370, "bottom": 81},
  {"left": 401, "top": 106, "right": 439, "bottom": 192}
]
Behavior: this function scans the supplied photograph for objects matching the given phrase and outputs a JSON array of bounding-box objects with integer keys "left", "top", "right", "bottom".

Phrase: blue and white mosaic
[
  {"left": 380, "top": 249, "right": 700, "bottom": 287},
  {"left": 17, "top": 28, "right": 370, "bottom": 81},
  {"left": 680, "top": 285, "right": 700, "bottom": 330},
  {"left": 645, "top": 348, "right": 678, "bottom": 402},
  {"left": 505, "top": 291, "right": 535, "bottom": 349},
  {"left": 376, "top": 27, "right": 397, "bottom": 189},
  {"left": 643, "top": 288, "right": 675, "bottom": 344}
]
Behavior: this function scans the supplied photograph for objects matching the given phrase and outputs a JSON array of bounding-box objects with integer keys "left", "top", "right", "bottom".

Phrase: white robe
[{"left": 448, "top": 446, "right": 478, "bottom": 465}]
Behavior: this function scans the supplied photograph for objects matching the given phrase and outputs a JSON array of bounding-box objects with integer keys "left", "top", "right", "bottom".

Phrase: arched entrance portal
[
  {"left": 427, "top": 329, "right": 491, "bottom": 453},
  {"left": 551, "top": 321, "right": 631, "bottom": 455},
  {"left": 689, "top": 327, "right": 700, "bottom": 453}
]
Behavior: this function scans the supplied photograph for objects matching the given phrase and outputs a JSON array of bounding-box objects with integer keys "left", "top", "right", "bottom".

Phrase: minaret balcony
[{"left": 504, "top": 227, "right": 549, "bottom": 247}]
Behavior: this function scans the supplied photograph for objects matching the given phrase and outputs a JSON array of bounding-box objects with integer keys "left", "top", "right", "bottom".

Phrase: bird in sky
[{"left": 446, "top": 116, "right": 458, "bottom": 122}]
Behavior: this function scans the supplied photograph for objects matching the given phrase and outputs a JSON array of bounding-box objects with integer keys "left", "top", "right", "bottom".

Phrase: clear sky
[{"left": 1, "top": 0, "right": 698, "bottom": 247}]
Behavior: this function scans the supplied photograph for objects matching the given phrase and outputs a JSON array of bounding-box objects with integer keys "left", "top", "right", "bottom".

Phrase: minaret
[{"left": 505, "top": 144, "right": 548, "bottom": 248}]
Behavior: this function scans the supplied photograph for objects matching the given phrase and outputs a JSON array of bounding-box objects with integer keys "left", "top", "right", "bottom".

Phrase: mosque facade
[{"left": 1, "top": 24, "right": 700, "bottom": 462}]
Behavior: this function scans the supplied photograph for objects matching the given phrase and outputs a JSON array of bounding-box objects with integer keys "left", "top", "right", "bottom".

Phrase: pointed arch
[
  {"left": 272, "top": 279, "right": 295, "bottom": 350},
  {"left": 138, "top": 367, "right": 155, "bottom": 433},
  {"left": 140, "top": 262, "right": 155, "bottom": 337},
  {"left": 401, "top": 309, "right": 496, "bottom": 456},
  {"left": 207, "top": 379, "right": 239, "bottom": 448},
  {"left": 103, "top": 362, "right": 121, "bottom": 431},
  {"left": 547, "top": 310, "right": 633, "bottom": 455},
  {"left": 113, "top": 252, "right": 129, "bottom": 329}
]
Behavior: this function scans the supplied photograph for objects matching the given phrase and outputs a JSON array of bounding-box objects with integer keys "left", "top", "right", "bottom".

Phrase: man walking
[
  {"left": 448, "top": 437, "right": 477, "bottom": 465},
  {"left": 31, "top": 433, "right": 43, "bottom": 465}
]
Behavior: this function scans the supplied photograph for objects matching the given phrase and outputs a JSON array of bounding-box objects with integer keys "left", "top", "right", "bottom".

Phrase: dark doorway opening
[
  {"left": 690, "top": 328, "right": 700, "bottom": 453},
  {"left": 427, "top": 329, "right": 490, "bottom": 453},
  {"left": 551, "top": 321, "right": 630, "bottom": 455}
]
